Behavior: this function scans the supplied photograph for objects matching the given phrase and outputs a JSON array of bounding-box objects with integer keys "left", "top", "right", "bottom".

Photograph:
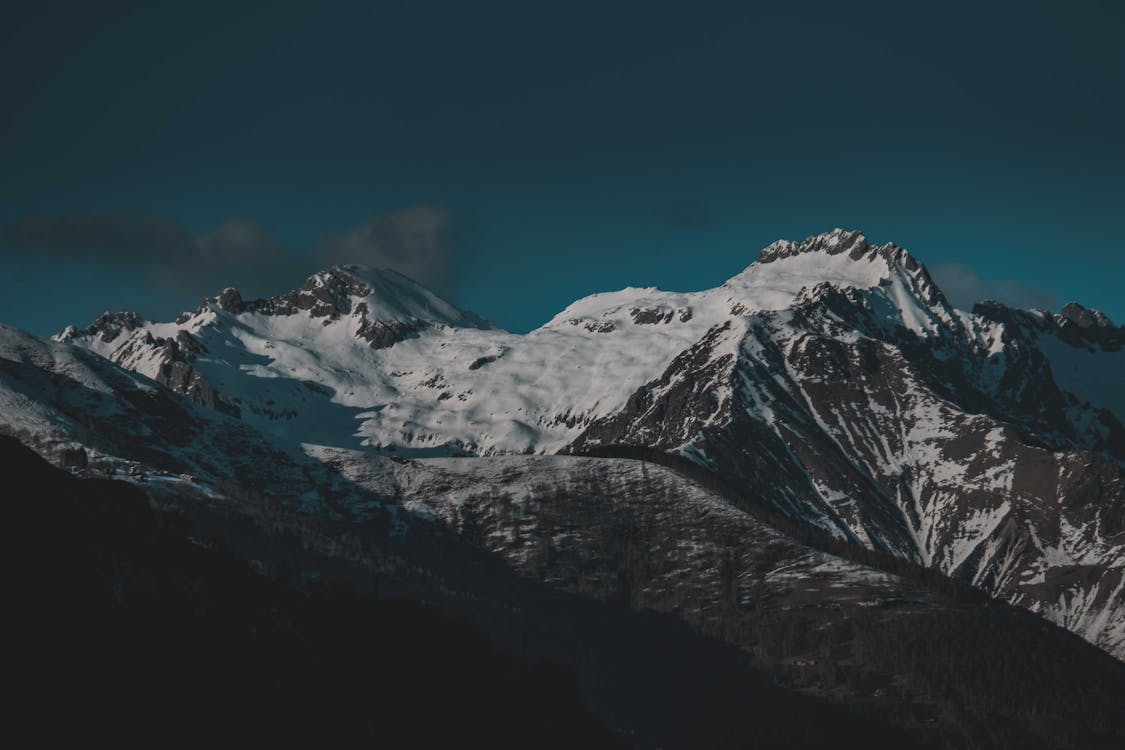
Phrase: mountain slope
[
  {"left": 569, "top": 236, "right": 1125, "bottom": 658},
  {"left": 3, "top": 434, "right": 630, "bottom": 749},
  {"left": 137, "top": 444, "right": 1125, "bottom": 748},
  {"left": 39, "top": 229, "right": 1125, "bottom": 662}
]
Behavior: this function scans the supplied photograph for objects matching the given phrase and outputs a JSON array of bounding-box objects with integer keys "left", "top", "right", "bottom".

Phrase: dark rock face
[
  {"left": 756, "top": 228, "right": 871, "bottom": 263},
  {"left": 247, "top": 290, "right": 301, "bottom": 316},
  {"left": 630, "top": 307, "right": 674, "bottom": 325},
  {"left": 967, "top": 302, "right": 1125, "bottom": 459},
  {"left": 246, "top": 267, "right": 375, "bottom": 320},
  {"left": 217, "top": 287, "right": 245, "bottom": 313},
  {"left": 569, "top": 320, "right": 921, "bottom": 554},
  {"left": 244, "top": 268, "right": 439, "bottom": 348},
  {"left": 573, "top": 322, "right": 736, "bottom": 448},
  {"left": 1060, "top": 301, "right": 1113, "bottom": 329},
  {"left": 155, "top": 359, "right": 239, "bottom": 417},
  {"left": 975, "top": 299, "right": 1124, "bottom": 352},
  {"left": 146, "top": 331, "right": 238, "bottom": 417},
  {"left": 297, "top": 269, "right": 371, "bottom": 319},
  {"left": 174, "top": 329, "right": 204, "bottom": 354},
  {"left": 1056, "top": 303, "right": 1123, "bottom": 350},
  {"left": 354, "top": 302, "right": 428, "bottom": 349},
  {"left": 468, "top": 353, "right": 501, "bottom": 370},
  {"left": 972, "top": 299, "right": 1036, "bottom": 328},
  {"left": 629, "top": 306, "right": 693, "bottom": 325},
  {"left": 151, "top": 331, "right": 239, "bottom": 416},
  {"left": 570, "top": 288, "right": 1125, "bottom": 657},
  {"left": 249, "top": 268, "right": 369, "bottom": 319},
  {"left": 58, "top": 446, "right": 87, "bottom": 469},
  {"left": 359, "top": 320, "right": 425, "bottom": 349},
  {"left": 77, "top": 323, "right": 240, "bottom": 418},
  {"left": 566, "top": 318, "right": 616, "bottom": 333},
  {"left": 56, "top": 311, "right": 145, "bottom": 343}
]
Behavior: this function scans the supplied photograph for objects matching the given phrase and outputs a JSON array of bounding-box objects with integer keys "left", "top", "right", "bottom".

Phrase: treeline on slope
[
  {"left": 489, "top": 453, "right": 1125, "bottom": 749},
  {"left": 4, "top": 435, "right": 625, "bottom": 748},
  {"left": 147, "top": 442, "right": 1125, "bottom": 749},
  {"left": 14, "top": 430, "right": 1125, "bottom": 749},
  {"left": 570, "top": 443, "right": 990, "bottom": 600},
  {"left": 7, "top": 435, "right": 936, "bottom": 750}
]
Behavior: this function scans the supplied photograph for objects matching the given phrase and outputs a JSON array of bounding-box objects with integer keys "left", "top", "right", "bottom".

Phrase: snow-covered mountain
[
  {"left": 52, "top": 229, "right": 985, "bottom": 454},
  {"left": 5, "top": 228, "right": 1122, "bottom": 660}
]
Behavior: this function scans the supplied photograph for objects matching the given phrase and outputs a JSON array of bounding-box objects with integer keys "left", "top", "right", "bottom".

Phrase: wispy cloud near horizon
[
  {"left": 0, "top": 206, "right": 466, "bottom": 304},
  {"left": 929, "top": 262, "right": 1061, "bottom": 313},
  {"left": 314, "top": 206, "right": 462, "bottom": 296}
]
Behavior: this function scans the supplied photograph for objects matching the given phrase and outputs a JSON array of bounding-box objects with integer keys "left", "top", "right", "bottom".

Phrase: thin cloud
[
  {"left": 0, "top": 213, "right": 287, "bottom": 293},
  {"left": 197, "top": 219, "right": 282, "bottom": 267},
  {"left": 2, "top": 214, "right": 196, "bottom": 261},
  {"left": 0, "top": 206, "right": 466, "bottom": 301},
  {"left": 930, "top": 262, "right": 1060, "bottom": 312},
  {"left": 316, "top": 205, "right": 461, "bottom": 296}
]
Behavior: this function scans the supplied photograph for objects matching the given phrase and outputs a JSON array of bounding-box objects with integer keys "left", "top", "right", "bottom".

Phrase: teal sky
[{"left": 2, "top": 0, "right": 1122, "bottom": 333}]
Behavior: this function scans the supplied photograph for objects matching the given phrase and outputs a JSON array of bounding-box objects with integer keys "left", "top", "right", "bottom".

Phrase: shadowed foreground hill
[
  {"left": 3, "top": 435, "right": 625, "bottom": 748},
  {"left": 7, "top": 431, "right": 1125, "bottom": 748},
  {"left": 5, "top": 434, "right": 925, "bottom": 749}
]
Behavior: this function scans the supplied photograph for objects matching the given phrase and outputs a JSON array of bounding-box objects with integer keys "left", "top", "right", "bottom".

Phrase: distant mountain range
[{"left": 3, "top": 229, "right": 1124, "bottom": 747}]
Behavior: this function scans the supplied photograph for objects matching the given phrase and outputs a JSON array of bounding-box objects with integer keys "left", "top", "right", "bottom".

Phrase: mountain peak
[
  {"left": 719, "top": 229, "right": 947, "bottom": 320},
  {"left": 216, "top": 287, "right": 245, "bottom": 313},
  {"left": 754, "top": 229, "right": 930, "bottom": 275},
  {"left": 56, "top": 311, "right": 145, "bottom": 344},
  {"left": 194, "top": 264, "right": 494, "bottom": 332},
  {"left": 757, "top": 228, "right": 870, "bottom": 264},
  {"left": 1059, "top": 301, "right": 1116, "bottom": 330}
]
